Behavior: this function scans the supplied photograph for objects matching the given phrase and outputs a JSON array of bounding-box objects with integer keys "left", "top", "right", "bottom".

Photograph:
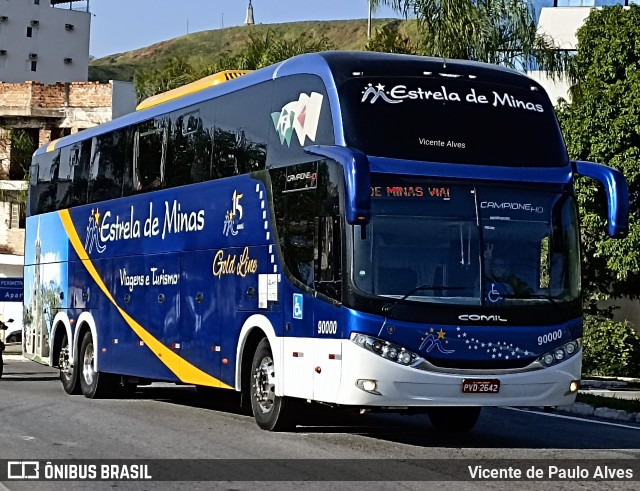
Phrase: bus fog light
[
  {"left": 363, "top": 380, "right": 377, "bottom": 392},
  {"left": 569, "top": 380, "right": 580, "bottom": 393},
  {"left": 356, "top": 379, "right": 380, "bottom": 395}
]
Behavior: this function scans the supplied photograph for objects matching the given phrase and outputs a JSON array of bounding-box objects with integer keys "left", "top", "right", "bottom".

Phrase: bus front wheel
[
  {"left": 59, "top": 332, "right": 80, "bottom": 394},
  {"left": 79, "top": 331, "right": 114, "bottom": 399},
  {"left": 250, "top": 338, "right": 296, "bottom": 431},
  {"left": 427, "top": 406, "right": 481, "bottom": 432}
]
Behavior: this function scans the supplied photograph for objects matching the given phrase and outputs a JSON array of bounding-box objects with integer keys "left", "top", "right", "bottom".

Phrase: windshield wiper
[
  {"left": 382, "top": 284, "right": 470, "bottom": 316},
  {"left": 501, "top": 293, "right": 558, "bottom": 306}
]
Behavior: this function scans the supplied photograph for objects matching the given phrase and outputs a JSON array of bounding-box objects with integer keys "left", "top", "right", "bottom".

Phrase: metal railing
[{"left": 51, "top": 1, "right": 90, "bottom": 13}]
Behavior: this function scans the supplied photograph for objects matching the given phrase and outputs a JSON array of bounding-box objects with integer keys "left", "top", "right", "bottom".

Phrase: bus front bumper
[{"left": 334, "top": 340, "right": 581, "bottom": 408}]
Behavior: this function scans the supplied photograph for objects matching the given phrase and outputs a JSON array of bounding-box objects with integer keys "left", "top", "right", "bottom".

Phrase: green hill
[{"left": 89, "top": 19, "right": 416, "bottom": 82}]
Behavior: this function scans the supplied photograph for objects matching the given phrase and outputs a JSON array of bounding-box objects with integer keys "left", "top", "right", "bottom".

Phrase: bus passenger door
[{"left": 312, "top": 216, "right": 343, "bottom": 403}]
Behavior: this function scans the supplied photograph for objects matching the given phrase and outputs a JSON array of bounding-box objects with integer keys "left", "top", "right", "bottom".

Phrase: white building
[
  {"left": 529, "top": 0, "right": 639, "bottom": 104},
  {"left": 0, "top": 0, "right": 91, "bottom": 84}
]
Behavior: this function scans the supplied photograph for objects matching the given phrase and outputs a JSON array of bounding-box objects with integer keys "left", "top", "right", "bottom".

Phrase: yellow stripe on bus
[
  {"left": 46, "top": 139, "right": 61, "bottom": 152},
  {"left": 58, "top": 209, "right": 232, "bottom": 389},
  {"left": 136, "top": 70, "right": 252, "bottom": 111}
]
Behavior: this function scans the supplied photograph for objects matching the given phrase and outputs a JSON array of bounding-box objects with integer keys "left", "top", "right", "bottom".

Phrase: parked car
[
  {"left": 0, "top": 320, "right": 20, "bottom": 344},
  {"left": 5, "top": 324, "right": 21, "bottom": 344}
]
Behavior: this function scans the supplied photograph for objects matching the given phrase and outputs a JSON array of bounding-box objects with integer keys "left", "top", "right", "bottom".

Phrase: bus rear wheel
[
  {"left": 78, "top": 331, "right": 114, "bottom": 399},
  {"left": 59, "top": 332, "right": 80, "bottom": 395},
  {"left": 250, "top": 338, "right": 296, "bottom": 431},
  {"left": 427, "top": 406, "right": 481, "bottom": 432}
]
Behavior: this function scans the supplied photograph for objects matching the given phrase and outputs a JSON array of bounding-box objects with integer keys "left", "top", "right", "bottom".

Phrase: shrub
[{"left": 582, "top": 316, "right": 640, "bottom": 377}]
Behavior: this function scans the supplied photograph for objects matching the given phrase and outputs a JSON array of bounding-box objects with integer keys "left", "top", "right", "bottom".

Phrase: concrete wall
[{"left": 0, "top": 0, "right": 91, "bottom": 83}]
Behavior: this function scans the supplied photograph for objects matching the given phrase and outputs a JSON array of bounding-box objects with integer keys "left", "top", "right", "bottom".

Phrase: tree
[
  {"left": 134, "top": 57, "right": 200, "bottom": 102},
  {"left": 364, "top": 20, "right": 418, "bottom": 54},
  {"left": 371, "top": 0, "right": 574, "bottom": 79},
  {"left": 556, "top": 6, "right": 640, "bottom": 306},
  {"left": 134, "top": 30, "right": 335, "bottom": 102}
]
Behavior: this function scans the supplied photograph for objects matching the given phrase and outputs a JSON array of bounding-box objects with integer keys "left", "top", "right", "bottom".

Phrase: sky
[{"left": 89, "top": 1, "right": 402, "bottom": 59}]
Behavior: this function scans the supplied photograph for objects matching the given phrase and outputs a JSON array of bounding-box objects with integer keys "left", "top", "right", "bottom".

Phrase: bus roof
[{"left": 34, "top": 51, "right": 542, "bottom": 156}]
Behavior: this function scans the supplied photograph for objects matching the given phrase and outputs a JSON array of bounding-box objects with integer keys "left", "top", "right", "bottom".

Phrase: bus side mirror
[
  {"left": 573, "top": 160, "right": 629, "bottom": 238},
  {"left": 304, "top": 145, "right": 370, "bottom": 225}
]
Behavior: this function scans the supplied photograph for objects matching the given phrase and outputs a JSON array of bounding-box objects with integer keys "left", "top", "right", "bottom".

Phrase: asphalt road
[{"left": 0, "top": 357, "right": 639, "bottom": 490}]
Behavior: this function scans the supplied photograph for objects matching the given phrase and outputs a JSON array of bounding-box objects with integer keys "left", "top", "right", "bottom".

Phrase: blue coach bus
[{"left": 23, "top": 52, "right": 628, "bottom": 432}]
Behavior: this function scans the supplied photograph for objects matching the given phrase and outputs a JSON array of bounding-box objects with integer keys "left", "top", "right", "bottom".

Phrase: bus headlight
[
  {"left": 537, "top": 339, "right": 581, "bottom": 368},
  {"left": 351, "top": 333, "right": 423, "bottom": 367}
]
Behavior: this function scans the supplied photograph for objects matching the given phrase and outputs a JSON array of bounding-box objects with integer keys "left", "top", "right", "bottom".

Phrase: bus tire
[
  {"left": 78, "top": 331, "right": 114, "bottom": 399},
  {"left": 59, "top": 332, "right": 80, "bottom": 395},
  {"left": 250, "top": 338, "right": 296, "bottom": 431},
  {"left": 427, "top": 406, "right": 481, "bottom": 432}
]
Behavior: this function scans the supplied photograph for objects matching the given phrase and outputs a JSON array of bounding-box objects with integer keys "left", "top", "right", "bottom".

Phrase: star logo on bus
[
  {"left": 85, "top": 208, "right": 106, "bottom": 254},
  {"left": 361, "top": 83, "right": 402, "bottom": 104},
  {"left": 419, "top": 328, "right": 454, "bottom": 354},
  {"left": 271, "top": 92, "right": 323, "bottom": 147}
]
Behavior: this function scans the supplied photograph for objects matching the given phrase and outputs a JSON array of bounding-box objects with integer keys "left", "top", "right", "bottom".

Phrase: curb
[
  {"left": 2, "top": 354, "right": 32, "bottom": 362},
  {"left": 558, "top": 401, "right": 640, "bottom": 424},
  {"left": 551, "top": 378, "right": 640, "bottom": 424}
]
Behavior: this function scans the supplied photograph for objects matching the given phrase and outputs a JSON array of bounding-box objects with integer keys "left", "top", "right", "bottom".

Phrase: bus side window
[
  {"left": 35, "top": 150, "right": 60, "bottom": 214},
  {"left": 133, "top": 119, "right": 166, "bottom": 193},
  {"left": 88, "top": 129, "right": 128, "bottom": 203},
  {"left": 283, "top": 188, "right": 316, "bottom": 288},
  {"left": 28, "top": 163, "right": 38, "bottom": 215},
  {"left": 166, "top": 110, "right": 213, "bottom": 187},
  {"left": 212, "top": 86, "right": 268, "bottom": 179}
]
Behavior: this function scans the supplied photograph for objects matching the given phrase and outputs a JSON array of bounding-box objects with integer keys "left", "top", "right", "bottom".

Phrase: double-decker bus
[{"left": 23, "top": 52, "right": 628, "bottom": 432}]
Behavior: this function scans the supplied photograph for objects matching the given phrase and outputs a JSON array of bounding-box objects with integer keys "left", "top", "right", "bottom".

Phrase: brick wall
[
  {"left": 68, "top": 81, "right": 113, "bottom": 107},
  {"left": 0, "top": 81, "right": 115, "bottom": 111}
]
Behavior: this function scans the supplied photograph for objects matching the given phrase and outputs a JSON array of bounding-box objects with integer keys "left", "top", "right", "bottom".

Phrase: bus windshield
[{"left": 353, "top": 179, "right": 580, "bottom": 306}]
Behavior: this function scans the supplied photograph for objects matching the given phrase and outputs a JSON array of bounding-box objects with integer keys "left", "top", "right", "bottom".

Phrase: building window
[
  {"left": 34, "top": 0, "right": 40, "bottom": 5},
  {"left": 26, "top": 27, "right": 32, "bottom": 37},
  {"left": 10, "top": 203, "right": 22, "bottom": 229},
  {"left": 30, "top": 60, "right": 37, "bottom": 71}
]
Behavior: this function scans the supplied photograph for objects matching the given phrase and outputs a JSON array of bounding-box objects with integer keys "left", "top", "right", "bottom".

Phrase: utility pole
[{"left": 368, "top": 0, "right": 372, "bottom": 39}]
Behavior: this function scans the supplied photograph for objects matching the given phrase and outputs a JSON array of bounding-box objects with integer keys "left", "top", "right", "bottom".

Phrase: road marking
[
  {"left": 506, "top": 407, "right": 640, "bottom": 431},
  {"left": 0, "top": 482, "right": 11, "bottom": 491}
]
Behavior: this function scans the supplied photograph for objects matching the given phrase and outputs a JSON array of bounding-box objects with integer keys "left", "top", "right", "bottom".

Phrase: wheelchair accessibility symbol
[
  {"left": 293, "top": 293, "right": 303, "bottom": 319},
  {"left": 486, "top": 282, "right": 510, "bottom": 304}
]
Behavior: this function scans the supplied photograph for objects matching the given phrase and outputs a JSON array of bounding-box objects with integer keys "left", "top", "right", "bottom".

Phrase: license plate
[{"left": 461, "top": 378, "right": 500, "bottom": 394}]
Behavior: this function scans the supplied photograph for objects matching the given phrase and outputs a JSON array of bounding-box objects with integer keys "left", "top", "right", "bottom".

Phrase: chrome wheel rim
[
  {"left": 82, "top": 342, "right": 95, "bottom": 386},
  {"left": 253, "top": 355, "right": 275, "bottom": 413}
]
